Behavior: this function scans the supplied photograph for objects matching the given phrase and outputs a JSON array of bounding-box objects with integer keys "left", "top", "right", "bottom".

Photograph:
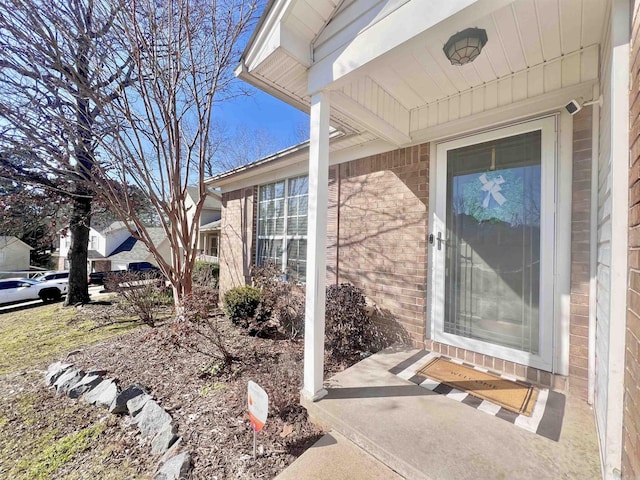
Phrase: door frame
[{"left": 429, "top": 116, "right": 557, "bottom": 372}]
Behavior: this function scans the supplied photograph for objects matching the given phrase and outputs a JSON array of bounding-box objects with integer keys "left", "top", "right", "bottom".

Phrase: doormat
[
  {"left": 389, "top": 351, "right": 566, "bottom": 441},
  {"left": 416, "top": 357, "right": 538, "bottom": 416}
]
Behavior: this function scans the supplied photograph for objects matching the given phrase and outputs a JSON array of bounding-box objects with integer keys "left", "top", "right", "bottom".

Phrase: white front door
[{"left": 432, "top": 117, "right": 556, "bottom": 371}]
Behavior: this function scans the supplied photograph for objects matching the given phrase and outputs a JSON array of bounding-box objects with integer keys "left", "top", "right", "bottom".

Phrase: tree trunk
[{"left": 64, "top": 194, "right": 91, "bottom": 305}]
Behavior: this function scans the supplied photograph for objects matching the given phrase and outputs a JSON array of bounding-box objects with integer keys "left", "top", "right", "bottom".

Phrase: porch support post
[{"left": 302, "top": 91, "right": 330, "bottom": 401}]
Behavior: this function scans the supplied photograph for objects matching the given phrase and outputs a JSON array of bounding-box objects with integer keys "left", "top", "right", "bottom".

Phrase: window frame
[{"left": 255, "top": 175, "right": 308, "bottom": 282}]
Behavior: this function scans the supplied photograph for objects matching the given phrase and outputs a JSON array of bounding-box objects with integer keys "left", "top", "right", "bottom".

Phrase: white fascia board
[
  {"left": 308, "top": 0, "right": 514, "bottom": 94},
  {"left": 331, "top": 91, "right": 411, "bottom": 146},
  {"left": 244, "top": 0, "right": 293, "bottom": 68},
  {"left": 243, "top": 0, "right": 311, "bottom": 71},
  {"left": 235, "top": 58, "right": 311, "bottom": 114}
]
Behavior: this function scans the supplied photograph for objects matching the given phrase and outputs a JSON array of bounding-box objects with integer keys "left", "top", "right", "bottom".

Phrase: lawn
[
  {"left": 0, "top": 302, "right": 148, "bottom": 480},
  {"left": 0, "top": 302, "right": 139, "bottom": 375}
]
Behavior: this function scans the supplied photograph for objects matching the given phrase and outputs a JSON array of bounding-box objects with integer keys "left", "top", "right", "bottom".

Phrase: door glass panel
[{"left": 444, "top": 131, "right": 541, "bottom": 353}]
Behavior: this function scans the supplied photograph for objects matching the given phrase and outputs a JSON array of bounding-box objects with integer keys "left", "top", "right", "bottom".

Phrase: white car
[
  {"left": 0, "top": 278, "right": 68, "bottom": 305},
  {"left": 33, "top": 270, "right": 69, "bottom": 282}
]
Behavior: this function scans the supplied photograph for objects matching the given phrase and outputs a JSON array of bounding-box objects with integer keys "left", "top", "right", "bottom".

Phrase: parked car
[
  {"left": 0, "top": 278, "right": 68, "bottom": 305},
  {"left": 88, "top": 262, "right": 161, "bottom": 285},
  {"left": 33, "top": 270, "right": 69, "bottom": 282}
]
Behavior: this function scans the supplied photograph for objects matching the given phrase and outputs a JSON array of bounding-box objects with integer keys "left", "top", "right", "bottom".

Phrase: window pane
[
  {"left": 275, "top": 181, "right": 285, "bottom": 198},
  {"left": 257, "top": 239, "right": 283, "bottom": 267},
  {"left": 287, "top": 239, "right": 307, "bottom": 282},
  {"left": 298, "top": 196, "right": 308, "bottom": 213},
  {"left": 289, "top": 176, "right": 308, "bottom": 196},
  {"left": 288, "top": 197, "right": 299, "bottom": 216}
]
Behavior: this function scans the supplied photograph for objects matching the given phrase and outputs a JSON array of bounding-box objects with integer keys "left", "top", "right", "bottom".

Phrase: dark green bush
[
  {"left": 222, "top": 285, "right": 261, "bottom": 326},
  {"left": 192, "top": 261, "right": 219, "bottom": 287}
]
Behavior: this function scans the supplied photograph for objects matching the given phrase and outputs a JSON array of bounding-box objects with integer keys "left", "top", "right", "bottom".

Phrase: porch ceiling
[{"left": 240, "top": 0, "right": 607, "bottom": 146}]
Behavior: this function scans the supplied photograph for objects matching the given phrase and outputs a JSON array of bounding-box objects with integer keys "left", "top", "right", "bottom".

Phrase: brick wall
[
  {"left": 335, "top": 144, "right": 429, "bottom": 347},
  {"left": 624, "top": 6, "right": 640, "bottom": 477},
  {"left": 218, "top": 187, "right": 255, "bottom": 296},
  {"left": 569, "top": 106, "right": 593, "bottom": 400}
]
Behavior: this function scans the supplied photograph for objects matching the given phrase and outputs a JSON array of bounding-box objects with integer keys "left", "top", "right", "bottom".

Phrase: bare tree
[
  {"left": 204, "top": 122, "right": 280, "bottom": 177},
  {"left": 89, "top": 0, "right": 258, "bottom": 308},
  {"left": 0, "top": 0, "right": 134, "bottom": 303}
]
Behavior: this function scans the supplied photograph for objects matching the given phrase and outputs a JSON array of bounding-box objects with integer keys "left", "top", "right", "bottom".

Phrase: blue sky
[
  {"left": 211, "top": 1, "right": 310, "bottom": 157},
  {"left": 214, "top": 85, "right": 309, "bottom": 152}
]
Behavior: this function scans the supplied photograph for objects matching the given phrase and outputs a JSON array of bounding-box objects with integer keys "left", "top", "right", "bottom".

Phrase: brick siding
[
  {"left": 625, "top": 7, "right": 640, "bottom": 477},
  {"left": 335, "top": 144, "right": 429, "bottom": 347},
  {"left": 218, "top": 115, "right": 592, "bottom": 388},
  {"left": 218, "top": 187, "right": 255, "bottom": 296},
  {"left": 569, "top": 107, "right": 593, "bottom": 400}
]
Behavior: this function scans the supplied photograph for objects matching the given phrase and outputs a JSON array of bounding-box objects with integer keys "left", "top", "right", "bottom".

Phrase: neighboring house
[
  {"left": 57, "top": 189, "right": 221, "bottom": 272},
  {"left": 186, "top": 186, "right": 222, "bottom": 262},
  {"left": 0, "top": 236, "right": 33, "bottom": 271},
  {"left": 208, "top": 1, "right": 639, "bottom": 479},
  {"left": 57, "top": 222, "right": 168, "bottom": 272}
]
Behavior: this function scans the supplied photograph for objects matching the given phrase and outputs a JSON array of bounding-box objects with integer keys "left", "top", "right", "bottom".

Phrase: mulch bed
[{"left": 69, "top": 306, "right": 352, "bottom": 479}]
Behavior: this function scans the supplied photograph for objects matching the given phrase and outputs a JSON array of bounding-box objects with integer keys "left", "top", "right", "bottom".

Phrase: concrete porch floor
[{"left": 296, "top": 347, "right": 601, "bottom": 480}]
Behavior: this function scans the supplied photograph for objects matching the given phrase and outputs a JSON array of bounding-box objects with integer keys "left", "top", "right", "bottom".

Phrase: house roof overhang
[{"left": 238, "top": 0, "right": 605, "bottom": 152}]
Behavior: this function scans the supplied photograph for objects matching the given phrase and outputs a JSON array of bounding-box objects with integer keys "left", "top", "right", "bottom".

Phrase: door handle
[{"left": 429, "top": 232, "right": 444, "bottom": 250}]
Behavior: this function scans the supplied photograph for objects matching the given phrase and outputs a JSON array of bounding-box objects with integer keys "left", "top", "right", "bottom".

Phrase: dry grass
[{"left": 0, "top": 302, "right": 140, "bottom": 375}]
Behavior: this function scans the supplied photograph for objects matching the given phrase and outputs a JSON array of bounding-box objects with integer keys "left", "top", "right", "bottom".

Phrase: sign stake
[{"left": 248, "top": 380, "right": 268, "bottom": 462}]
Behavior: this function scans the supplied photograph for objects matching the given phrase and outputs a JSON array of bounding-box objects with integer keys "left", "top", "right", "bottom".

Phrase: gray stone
[
  {"left": 67, "top": 373, "right": 103, "bottom": 399},
  {"left": 127, "top": 392, "right": 152, "bottom": 416},
  {"left": 135, "top": 400, "right": 172, "bottom": 438},
  {"left": 110, "top": 384, "right": 147, "bottom": 415},
  {"left": 54, "top": 368, "right": 85, "bottom": 394},
  {"left": 157, "top": 438, "right": 183, "bottom": 467},
  {"left": 151, "top": 423, "right": 178, "bottom": 455},
  {"left": 45, "top": 362, "right": 73, "bottom": 386},
  {"left": 154, "top": 452, "right": 190, "bottom": 480},
  {"left": 83, "top": 379, "right": 119, "bottom": 408}
]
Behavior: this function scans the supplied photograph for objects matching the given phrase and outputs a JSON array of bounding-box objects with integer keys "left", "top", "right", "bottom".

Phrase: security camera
[{"left": 565, "top": 98, "right": 582, "bottom": 115}]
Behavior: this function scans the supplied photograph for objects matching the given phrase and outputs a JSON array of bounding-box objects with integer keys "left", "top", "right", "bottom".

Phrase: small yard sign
[{"left": 248, "top": 380, "right": 268, "bottom": 459}]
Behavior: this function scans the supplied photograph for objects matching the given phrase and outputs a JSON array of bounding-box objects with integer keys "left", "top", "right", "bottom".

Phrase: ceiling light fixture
[{"left": 443, "top": 27, "right": 488, "bottom": 66}]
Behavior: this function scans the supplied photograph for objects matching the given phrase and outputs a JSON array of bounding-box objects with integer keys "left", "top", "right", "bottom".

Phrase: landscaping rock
[
  {"left": 67, "top": 373, "right": 103, "bottom": 399},
  {"left": 127, "top": 392, "right": 152, "bottom": 416},
  {"left": 157, "top": 438, "right": 183, "bottom": 467},
  {"left": 154, "top": 452, "right": 190, "bottom": 480},
  {"left": 83, "top": 379, "right": 119, "bottom": 408},
  {"left": 135, "top": 400, "right": 172, "bottom": 438},
  {"left": 54, "top": 368, "right": 85, "bottom": 394},
  {"left": 151, "top": 422, "right": 178, "bottom": 455},
  {"left": 110, "top": 384, "right": 148, "bottom": 415},
  {"left": 45, "top": 362, "right": 73, "bottom": 386}
]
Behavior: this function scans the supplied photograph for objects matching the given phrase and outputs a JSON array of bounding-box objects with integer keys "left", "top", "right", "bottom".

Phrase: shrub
[
  {"left": 324, "top": 283, "right": 383, "bottom": 361},
  {"left": 192, "top": 261, "right": 219, "bottom": 288},
  {"left": 252, "top": 262, "right": 305, "bottom": 339},
  {"left": 222, "top": 285, "right": 261, "bottom": 326},
  {"left": 104, "top": 271, "right": 171, "bottom": 327},
  {"left": 168, "top": 286, "right": 237, "bottom": 370}
]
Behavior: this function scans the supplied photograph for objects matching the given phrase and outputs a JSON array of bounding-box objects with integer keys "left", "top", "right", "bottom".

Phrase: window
[
  {"left": 206, "top": 235, "right": 219, "bottom": 258},
  {"left": 90, "top": 235, "right": 98, "bottom": 250},
  {"left": 257, "top": 176, "right": 308, "bottom": 282}
]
